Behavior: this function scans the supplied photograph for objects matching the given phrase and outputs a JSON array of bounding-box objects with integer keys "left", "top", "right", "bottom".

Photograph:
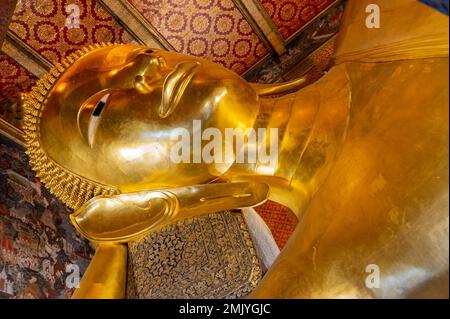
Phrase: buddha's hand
[{"left": 70, "top": 182, "right": 269, "bottom": 243}]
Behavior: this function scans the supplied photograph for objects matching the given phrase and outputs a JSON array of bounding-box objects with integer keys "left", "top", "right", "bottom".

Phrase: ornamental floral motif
[
  {"left": 127, "top": 211, "right": 262, "bottom": 298},
  {"left": 127, "top": 0, "right": 267, "bottom": 74}
]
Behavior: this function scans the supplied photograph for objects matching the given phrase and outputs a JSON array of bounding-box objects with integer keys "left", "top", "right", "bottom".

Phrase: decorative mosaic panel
[
  {"left": 0, "top": 0, "right": 17, "bottom": 45},
  {"left": 0, "top": 135, "right": 93, "bottom": 299},
  {"left": 0, "top": 52, "right": 36, "bottom": 105},
  {"left": 127, "top": 211, "right": 262, "bottom": 299},
  {"left": 8, "top": 0, "right": 135, "bottom": 65},
  {"left": 0, "top": 52, "right": 37, "bottom": 127},
  {"left": 260, "top": 0, "right": 336, "bottom": 39},
  {"left": 127, "top": 0, "right": 268, "bottom": 74},
  {"left": 244, "top": 1, "right": 343, "bottom": 83},
  {"left": 254, "top": 200, "right": 298, "bottom": 249}
]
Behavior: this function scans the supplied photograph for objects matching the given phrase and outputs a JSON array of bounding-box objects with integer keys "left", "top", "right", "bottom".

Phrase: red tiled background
[
  {"left": 0, "top": 52, "right": 37, "bottom": 107},
  {"left": 260, "top": 0, "right": 335, "bottom": 39},
  {"left": 9, "top": 0, "right": 134, "bottom": 64},
  {"left": 128, "top": 0, "right": 268, "bottom": 74}
]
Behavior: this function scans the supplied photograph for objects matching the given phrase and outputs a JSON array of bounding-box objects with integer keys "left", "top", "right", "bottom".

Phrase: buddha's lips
[{"left": 159, "top": 61, "right": 199, "bottom": 118}]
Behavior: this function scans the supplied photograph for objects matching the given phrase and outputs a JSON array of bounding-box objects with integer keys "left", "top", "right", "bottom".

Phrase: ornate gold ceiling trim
[
  {"left": 2, "top": 31, "right": 52, "bottom": 78},
  {"left": 285, "top": 0, "right": 342, "bottom": 45},
  {"left": 98, "top": 0, "right": 174, "bottom": 51},
  {"left": 232, "top": 0, "right": 286, "bottom": 56}
]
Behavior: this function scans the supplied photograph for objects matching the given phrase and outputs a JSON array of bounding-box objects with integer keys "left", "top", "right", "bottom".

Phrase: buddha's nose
[
  {"left": 134, "top": 52, "right": 168, "bottom": 94},
  {"left": 131, "top": 51, "right": 166, "bottom": 78},
  {"left": 140, "top": 50, "right": 167, "bottom": 71}
]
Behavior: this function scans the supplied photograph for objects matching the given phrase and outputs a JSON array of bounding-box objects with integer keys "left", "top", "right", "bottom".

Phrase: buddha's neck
[{"left": 226, "top": 70, "right": 351, "bottom": 216}]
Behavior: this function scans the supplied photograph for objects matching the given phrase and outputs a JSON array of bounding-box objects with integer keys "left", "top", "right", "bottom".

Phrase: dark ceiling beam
[
  {"left": 232, "top": 0, "right": 286, "bottom": 56},
  {"left": 0, "top": 117, "right": 25, "bottom": 146},
  {"left": 98, "top": 0, "right": 175, "bottom": 50},
  {"left": 285, "top": 0, "right": 341, "bottom": 44},
  {"left": 2, "top": 31, "right": 52, "bottom": 78}
]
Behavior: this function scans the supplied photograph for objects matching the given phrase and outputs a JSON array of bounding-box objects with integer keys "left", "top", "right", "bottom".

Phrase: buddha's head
[{"left": 23, "top": 43, "right": 260, "bottom": 209}]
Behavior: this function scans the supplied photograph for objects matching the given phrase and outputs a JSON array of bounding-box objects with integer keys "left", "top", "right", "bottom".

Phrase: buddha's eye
[
  {"left": 92, "top": 93, "right": 108, "bottom": 117},
  {"left": 78, "top": 91, "right": 111, "bottom": 148},
  {"left": 88, "top": 93, "right": 110, "bottom": 146}
]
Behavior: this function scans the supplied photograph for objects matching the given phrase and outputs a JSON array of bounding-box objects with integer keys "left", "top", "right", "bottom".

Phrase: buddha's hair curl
[{"left": 22, "top": 42, "right": 121, "bottom": 210}]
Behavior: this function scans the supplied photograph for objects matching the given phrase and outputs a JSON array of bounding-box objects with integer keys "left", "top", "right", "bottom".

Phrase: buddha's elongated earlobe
[
  {"left": 70, "top": 181, "right": 269, "bottom": 243},
  {"left": 250, "top": 76, "right": 308, "bottom": 97}
]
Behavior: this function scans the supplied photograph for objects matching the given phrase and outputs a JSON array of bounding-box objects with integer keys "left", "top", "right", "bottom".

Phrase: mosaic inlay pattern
[
  {"left": 260, "top": 0, "right": 336, "bottom": 39},
  {"left": 0, "top": 0, "right": 17, "bottom": 44},
  {"left": 127, "top": 0, "right": 268, "bottom": 74},
  {"left": 127, "top": 211, "right": 262, "bottom": 298},
  {"left": 0, "top": 135, "right": 93, "bottom": 299},
  {"left": 0, "top": 52, "right": 37, "bottom": 126},
  {"left": 254, "top": 201, "right": 298, "bottom": 249},
  {"left": 8, "top": 0, "right": 135, "bottom": 64}
]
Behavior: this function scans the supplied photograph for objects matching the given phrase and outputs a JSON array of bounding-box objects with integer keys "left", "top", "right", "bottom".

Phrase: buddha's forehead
[
  {"left": 49, "top": 45, "right": 213, "bottom": 100},
  {"left": 60, "top": 44, "right": 205, "bottom": 77},
  {"left": 63, "top": 44, "right": 143, "bottom": 74}
]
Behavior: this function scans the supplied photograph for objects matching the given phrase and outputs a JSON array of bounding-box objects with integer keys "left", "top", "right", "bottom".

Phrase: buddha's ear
[
  {"left": 71, "top": 182, "right": 269, "bottom": 243},
  {"left": 250, "top": 76, "right": 308, "bottom": 97}
]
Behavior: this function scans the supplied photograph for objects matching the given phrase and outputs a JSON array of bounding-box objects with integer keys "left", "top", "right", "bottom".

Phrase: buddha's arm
[
  {"left": 70, "top": 182, "right": 268, "bottom": 243},
  {"left": 72, "top": 243, "right": 127, "bottom": 299},
  {"left": 250, "top": 76, "right": 308, "bottom": 97},
  {"left": 251, "top": 57, "right": 449, "bottom": 299},
  {"left": 71, "top": 182, "right": 268, "bottom": 298},
  {"left": 251, "top": 0, "right": 449, "bottom": 298}
]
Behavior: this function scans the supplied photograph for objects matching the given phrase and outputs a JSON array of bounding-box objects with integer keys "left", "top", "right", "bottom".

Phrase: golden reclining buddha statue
[{"left": 21, "top": 0, "right": 448, "bottom": 298}]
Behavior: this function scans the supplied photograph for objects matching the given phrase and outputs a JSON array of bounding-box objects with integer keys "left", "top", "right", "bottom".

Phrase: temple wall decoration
[
  {"left": 254, "top": 201, "right": 298, "bottom": 249},
  {"left": 0, "top": 0, "right": 17, "bottom": 46},
  {"left": 0, "top": 135, "right": 93, "bottom": 299},
  {"left": 127, "top": 211, "right": 263, "bottom": 299},
  {"left": 0, "top": 53, "right": 37, "bottom": 128},
  {"left": 260, "top": 0, "right": 336, "bottom": 40},
  {"left": 243, "top": 1, "right": 343, "bottom": 83},
  {"left": 8, "top": 0, "right": 135, "bottom": 64},
  {"left": 127, "top": 0, "right": 268, "bottom": 74}
]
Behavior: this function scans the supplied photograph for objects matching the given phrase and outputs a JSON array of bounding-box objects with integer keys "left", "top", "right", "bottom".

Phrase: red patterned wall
[
  {"left": 260, "top": 0, "right": 335, "bottom": 39},
  {"left": 0, "top": 52, "right": 37, "bottom": 106},
  {"left": 8, "top": 0, "right": 134, "bottom": 65},
  {"left": 254, "top": 200, "right": 298, "bottom": 249},
  {"left": 127, "top": 0, "right": 268, "bottom": 75}
]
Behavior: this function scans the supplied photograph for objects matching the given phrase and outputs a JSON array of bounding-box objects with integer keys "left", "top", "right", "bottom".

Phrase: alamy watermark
[
  {"left": 65, "top": 4, "right": 80, "bottom": 29},
  {"left": 365, "top": 264, "right": 381, "bottom": 289},
  {"left": 168, "top": 120, "right": 279, "bottom": 167},
  {"left": 65, "top": 264, "right": 80, "bottom": 289},
  {"left": 365, "top": 4, "right": 381, "bottom": 28}
]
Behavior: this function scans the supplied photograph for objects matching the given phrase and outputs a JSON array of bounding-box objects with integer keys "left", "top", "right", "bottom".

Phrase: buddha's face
[{"left": 39, "top": 44, "right": 259, "bottom": 193}]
